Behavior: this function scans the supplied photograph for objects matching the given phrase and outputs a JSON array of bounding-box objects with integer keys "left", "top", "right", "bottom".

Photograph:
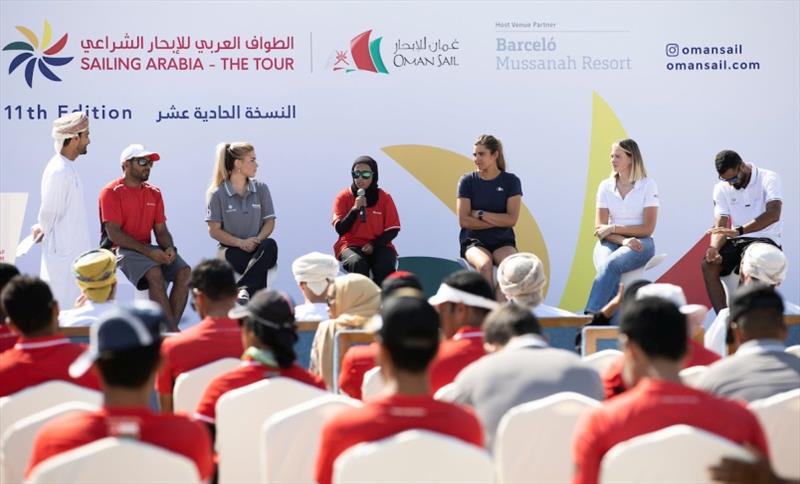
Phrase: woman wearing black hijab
[{"left": 331, "top": 156, "right": 401, "bottom": 285}]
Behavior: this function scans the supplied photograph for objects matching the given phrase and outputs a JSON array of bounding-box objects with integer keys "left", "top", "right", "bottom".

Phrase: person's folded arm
[
  {"left": 458, "top": 197, "right": 495, "bottom": 230},
  {"left": 480, "top": 195, "right": 521, "bottom": 228}
]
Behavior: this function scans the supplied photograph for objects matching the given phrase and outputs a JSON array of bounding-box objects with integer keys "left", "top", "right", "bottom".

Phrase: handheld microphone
[{"left": 357, "top": 188, "right": 366, "bottom": 222}]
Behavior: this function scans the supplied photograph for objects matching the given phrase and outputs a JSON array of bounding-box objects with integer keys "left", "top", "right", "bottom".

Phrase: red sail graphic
[{"left": 350, "top": 30, "right": 377, "bottom": 72}]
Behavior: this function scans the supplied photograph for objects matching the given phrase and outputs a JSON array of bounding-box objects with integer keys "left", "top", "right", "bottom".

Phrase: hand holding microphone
[{"left": 356, "top": 188, "right": 366, "bottom": 222}]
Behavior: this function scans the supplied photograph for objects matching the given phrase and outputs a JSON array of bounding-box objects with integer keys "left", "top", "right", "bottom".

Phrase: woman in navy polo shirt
[
  {"left": 332, "top": 156, "right": 401, "bottom": 285},
  {"left": 206, "top": 142, "right": 278, "bottom": 303},
  {"left": 457, "top": 134, "right": 522, "bottom": 295},
  {"left": 586, "top": 138, "right": 659, "bottom": 314}
]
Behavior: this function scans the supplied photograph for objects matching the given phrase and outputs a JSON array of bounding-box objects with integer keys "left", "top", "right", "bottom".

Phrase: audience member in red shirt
[
  {"left": 156, "top": 259, "right": 244, "bottom": 413},
  {"left": 0, "top": 263, "right": 21, "bottom": 354},
  {"left": 99, "top": 144, "right": 190, "bottom": 330},
  {"left": 26, "top": 301, "right": 213, "bottom": 481},
  {"left": 332, "top": 156, "right": 401, "bottom": 286},
  {"left": 600, "top": 283, "right": 720, "bottom": 399},
  {"left": 427, "top": 271, "right": 497, "bottom": 393},
  {"left": 0, "top": 276, "right": 100, "bottom": 396},
  {"left": 194, "top": 290, "right": 324, "bottom": 436},
  {"left": 572, "top": 295, "right": 768, "bottom": 484},
  {"left": 316, "top": 295, "right": 484, "bottom": 484},
  {"left": 338, "top": 271, "right": 423, "bottom": 399}
]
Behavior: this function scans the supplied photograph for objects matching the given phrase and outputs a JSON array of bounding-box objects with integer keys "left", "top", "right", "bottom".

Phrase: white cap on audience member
[
  {"left": 741, "top": 243, "right": 787, "bottom": 286},
  {"left": 636, "top": 283, "right": 707, "bottom": 337},
  {"left": 51, "top": 112, "right": 88, "bottom": 152},
  {"left": 119, "top": 144, "right": 160, "bottom": 165},
  {"left": 291, "top": 252, "right": 339, "bottom": 296},
  {"left": 496, "top": 252, "right": 546, "bottom": 307}
]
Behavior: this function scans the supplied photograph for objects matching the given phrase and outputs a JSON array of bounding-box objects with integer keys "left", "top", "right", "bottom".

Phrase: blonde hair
[
  {"left": 207, "top": 142, "right": 254, "bottom": 200},
  {"left": 475, "top": 134, "right": 506, "bottom": 171},
  {"left": 611, "top": 138, "right": 647, "bottom": 183}
]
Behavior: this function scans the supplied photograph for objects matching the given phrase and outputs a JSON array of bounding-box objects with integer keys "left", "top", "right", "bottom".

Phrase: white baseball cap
[{"left": 119, "top": 144, "right": 160, "bottom": 165}]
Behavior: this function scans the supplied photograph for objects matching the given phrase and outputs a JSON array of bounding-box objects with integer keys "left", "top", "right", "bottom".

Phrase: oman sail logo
[
  {"left": 332, "top": 30, "right": 388, "bottom": 74},
  {"left": 3, "top": 21, "right": 73, "bottom": 88}
]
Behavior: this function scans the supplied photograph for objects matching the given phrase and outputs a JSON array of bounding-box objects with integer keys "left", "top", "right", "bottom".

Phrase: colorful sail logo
[
  {"left": 2, "top": 20, "right": 73, "bottom": 88},
  {"left": 333, "top": 30, "right": 388, "bottom": 74}
]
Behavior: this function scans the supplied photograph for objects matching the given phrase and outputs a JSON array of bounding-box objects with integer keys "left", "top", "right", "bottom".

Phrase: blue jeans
[{"left": 585, "top": 237, "right": 655, "bottom": 314}]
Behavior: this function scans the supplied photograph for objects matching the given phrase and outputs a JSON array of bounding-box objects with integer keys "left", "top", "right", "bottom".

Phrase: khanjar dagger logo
[{"left": 3, "top": 21, "right": 73, "bottom": 88}]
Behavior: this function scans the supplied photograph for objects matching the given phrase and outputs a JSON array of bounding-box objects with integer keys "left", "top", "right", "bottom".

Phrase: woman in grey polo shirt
[{"left": 206, "top": 142, "right": 277, "bottom": 302}]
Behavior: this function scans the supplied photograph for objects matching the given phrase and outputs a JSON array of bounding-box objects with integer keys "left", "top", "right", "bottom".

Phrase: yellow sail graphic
[
  {"left": 558, "top": 92, "right": 629, "bottom": 311},
  {"left": 383, "top": 144, "right": 550, "bottom": 295}
]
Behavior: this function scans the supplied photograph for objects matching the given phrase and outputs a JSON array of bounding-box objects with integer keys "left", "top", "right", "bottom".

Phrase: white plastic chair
[
  {"left": 26, "top": 436, "right": 200, "bottom": 483},
  {"left": 333, "top": 429, "right": 494, "bottom": 483},
  {"left": 216, "top": 377, "right": 328, "bottom": 484},
  {"left": 785, "top": 345, "right": 800, "bottom": 357},
  {"left": 679, "top": 365, "right": 709, "bottom": 388},
  {"left": 600, "top": 424, "right": 755, "bottom": 483},
  {"left": 749, "top": 389, "right": 800, "bottom": 479},
  {"left": 592, "top": 241, "right": 667, "bottom": 286},
  {"left": 261, "top": 394, "right": 362, "bottom": 484},
  {"left": 173, "top": 357, "right": 240, "bottom": 414},
  {"left": 1, "top": 401, "right": 97, "bottom": 484},
  {"left": 495, "top": 392, "right": 601, "bottom": 484},
  {"left": 721, "top": 273, "right": 740, "bottom": 307},
  {"left": 433, "top": 382, "right": 459, "bottom": 402},
  {"left": 0, "top": 381, "right": 102, "bottom": 439},
  {"left": 582, "top": 349, "right": 623, "bottom": 374},
  {"left": 361, "top": 366, "right": 385, "bottom": 401}
]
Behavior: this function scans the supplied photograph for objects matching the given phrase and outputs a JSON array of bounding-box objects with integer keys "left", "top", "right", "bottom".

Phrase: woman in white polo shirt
[{"left": 585, "top": 138, "right": 659, "bottom": 314}]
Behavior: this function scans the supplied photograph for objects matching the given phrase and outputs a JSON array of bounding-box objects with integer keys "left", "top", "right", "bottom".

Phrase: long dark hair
[
  {"left": 350, "top": 155, "right": 380, "bottom": 206},
  {"left": 244, "top": 292, "right": 299, "bottom": 369}
]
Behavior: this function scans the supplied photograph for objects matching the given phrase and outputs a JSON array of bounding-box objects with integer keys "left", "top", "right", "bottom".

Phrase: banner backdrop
[{"left": 1, "top": 1, "right": 798, "bottom": 311}]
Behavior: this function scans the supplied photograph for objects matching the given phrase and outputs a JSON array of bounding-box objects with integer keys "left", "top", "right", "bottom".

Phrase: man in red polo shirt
[
  {"left": 0, "top": 276, "right": 100, "bottom": 396},
  {"left": 572, "top": 296, "right": 768, "bottom": 484},
  {"left": 0, "top": 263, "right": 21, "bottom": 354},
  {"left": 599, "top": 283, "right": 720, "bottom": 399},
  {"left": 427, "top": 271, "right": 497, "bottom": 393},
  {"left": 26, "top": 301, "right": 213, "bottom": 481},
  {"left": 315, "top": 295, "right": 484, "bottom": 484},
  {"left": 99, "top": 144, "right": 190, "bottom": 330},
  {"left": 156, "top": 259, "right": 244, "bottom": 413}
]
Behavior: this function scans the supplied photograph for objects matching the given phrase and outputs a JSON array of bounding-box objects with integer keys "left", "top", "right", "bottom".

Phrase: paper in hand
[{"left": 15, "top": 235, "right": 35, "bottom": 258}]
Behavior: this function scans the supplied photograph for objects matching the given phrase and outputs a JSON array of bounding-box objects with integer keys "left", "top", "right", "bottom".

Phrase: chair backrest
[
  {"left": 582, "top": 349, "right": 623, "bottom": 373},
  {"left": 361, "top": 366, "right": 385, "bottom": 401},
  {"left": 495, "top": 392, "right": 601, "bottom": 484},
  {"left": 785, "top": 345, "right": 800, "bottom": 357},
  {"left": 0, "top": 381, "right": 102, "bottom": 439},
  {"left": 332, "top": 330, "right": 375, "bottom": 393},
  {"left": 261, "top": 394, "right": 362, "bottom": 484},
  {"left": 433, "top": 382, "right": 458, "bottom": 402},
  {"left": 397, "top": 256, "right": 464, "bottom": 298},
  {"left": 26, "top": 437, "right": 200, "bottom": 483},
  {"left": 600, "top": 424, "right": 755, "bottom": 483},
  {"left": 173, "top": 358, "right": 240, "bottom": 414},
  {"left": 679, "top": 365, "right": 709, "bottom": 388},
  {"left": 581, "top": 326, "right": 620, "bottom": 357},
  {"left": 720, "top": 273, "right": 740, "bottom": 307},
  {"left": 333, "top": 429, "right": 494, "bottom": 484},
  {"left": 749, "top": 388, "right": 800, "bottom": 479},
  {"left": 216, "top": 377, "right": 328, "bottom": 483},
  {"left": 1, "top": 401, "right": 97, "bottom": 484}
]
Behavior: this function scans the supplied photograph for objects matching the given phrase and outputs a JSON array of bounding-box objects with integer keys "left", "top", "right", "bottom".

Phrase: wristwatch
[
  {"left": 735, "top": 226, "right": 744, "bottom": 236},
  {"left": 477, "top": 210, "right": 484, "bottom": 220}
]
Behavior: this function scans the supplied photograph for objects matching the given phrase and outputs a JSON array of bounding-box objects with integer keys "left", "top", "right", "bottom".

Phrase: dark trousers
[
  {"left": 221, "top": 238, "right": 278, "bottom": 294},
  {"left": 340, "top": 245, "right": 396, "bottom": 286}
]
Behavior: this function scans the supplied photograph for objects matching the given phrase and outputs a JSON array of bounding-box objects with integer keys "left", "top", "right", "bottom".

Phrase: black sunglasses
[
  {"left": 352, "top": 170, "right": 373, "bottom": 180},
  {"left": 131, "top": 157, "right": 154, "bottom": 167}
]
